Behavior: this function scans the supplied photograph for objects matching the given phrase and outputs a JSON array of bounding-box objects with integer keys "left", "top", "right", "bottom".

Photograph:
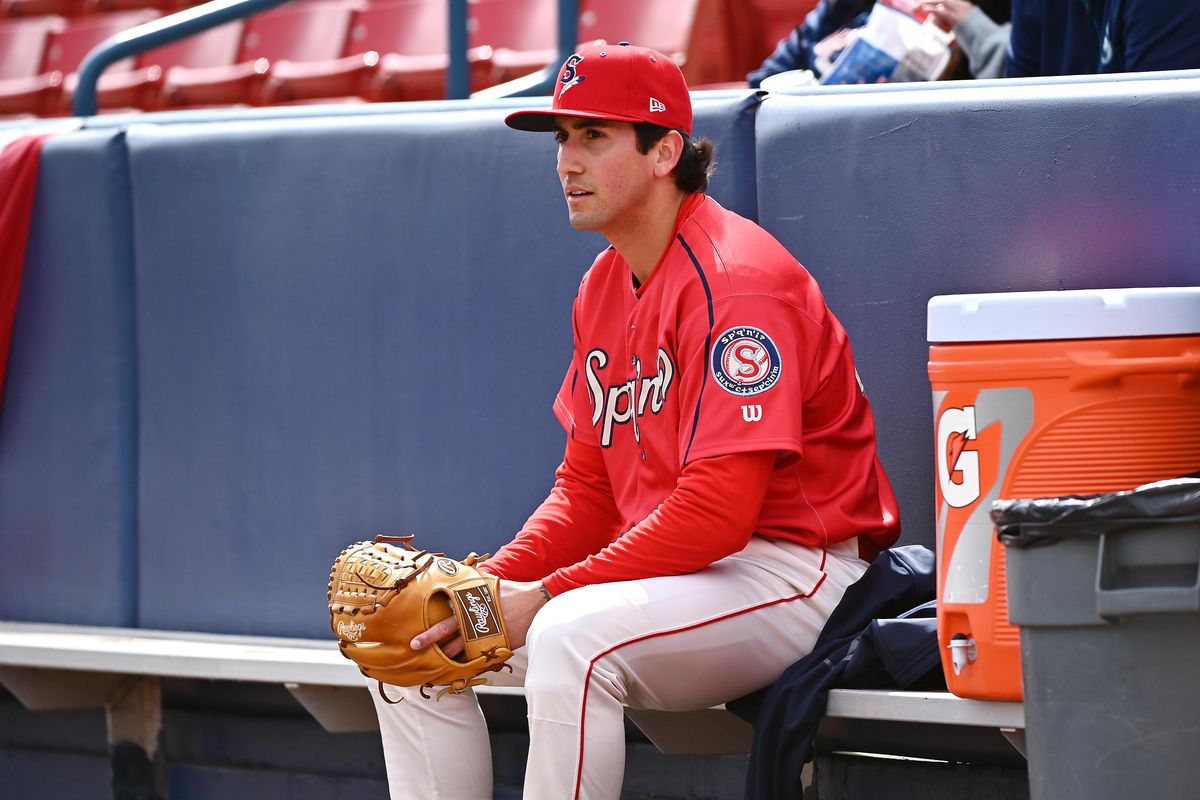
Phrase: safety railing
[{"left": 72, "top": 0, "right": 579, "bottom": 117}]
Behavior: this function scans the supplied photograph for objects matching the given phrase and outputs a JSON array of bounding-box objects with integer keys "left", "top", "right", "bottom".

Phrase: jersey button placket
[
  {"left": 627, "top": 314, "right": 649, "bottom": 468},
  {"left": 630, "top": 349, "right": 647, "bottom": 466}
]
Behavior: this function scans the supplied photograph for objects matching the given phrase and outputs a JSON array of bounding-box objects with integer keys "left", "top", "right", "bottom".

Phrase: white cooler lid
[{"left": 927, "top": 287, "right": 1200, "bottom": 343}]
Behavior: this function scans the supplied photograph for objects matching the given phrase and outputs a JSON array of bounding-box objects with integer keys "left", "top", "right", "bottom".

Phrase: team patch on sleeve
[{"left": 710, "top": 326, "right": 782, "bottom": 396}]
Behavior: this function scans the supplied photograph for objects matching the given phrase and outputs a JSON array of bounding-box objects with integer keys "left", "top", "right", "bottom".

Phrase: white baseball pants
[{"left": 370, "top": 535, "right": 869, "bottom": 800}]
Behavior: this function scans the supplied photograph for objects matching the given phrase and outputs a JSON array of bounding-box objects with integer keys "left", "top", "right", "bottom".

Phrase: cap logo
[
  {"left": 560, "top": 54, "right": 586, "bottom": 96},
  {"left": 649, "top": 97, "right": 666, "bottom": 113}
]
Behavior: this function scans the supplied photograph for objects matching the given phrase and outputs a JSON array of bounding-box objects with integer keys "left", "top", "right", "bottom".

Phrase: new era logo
[{"left": 649, "top": 97, "right": 666, "bottom": 113}]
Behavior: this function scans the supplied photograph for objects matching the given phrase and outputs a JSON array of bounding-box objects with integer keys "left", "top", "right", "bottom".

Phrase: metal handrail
[
  {"left": 447, "top": 0, "right": 468, "bottom": 99},
  {"left": 72, "top": 0, "right": 577, "bottom": 118}
]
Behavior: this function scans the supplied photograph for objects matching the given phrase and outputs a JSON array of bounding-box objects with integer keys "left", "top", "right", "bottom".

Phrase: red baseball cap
[{"left": 505, "top": 42, "right": 693, "bottom": 136}]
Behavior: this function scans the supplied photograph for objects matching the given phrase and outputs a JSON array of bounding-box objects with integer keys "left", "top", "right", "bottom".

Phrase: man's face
[{"left": 554, "top": 116, "right": 657, "bottom": 235}]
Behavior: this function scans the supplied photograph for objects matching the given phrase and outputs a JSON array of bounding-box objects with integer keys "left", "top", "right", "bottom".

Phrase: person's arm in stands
[
  {"left": 921, "top": 2, "right": 1011, "bottom": 79},
  {"left": 959, "top": 19, "right": 1011, "bottom": 79}
]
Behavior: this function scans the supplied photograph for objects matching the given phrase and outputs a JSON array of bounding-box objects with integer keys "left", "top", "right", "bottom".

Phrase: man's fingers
[
  {"left": 410, "top": 616, "right": 461, "bottom": 650},
  {"left": 442, "top": 636, "right": 465, "bottom": 658}
]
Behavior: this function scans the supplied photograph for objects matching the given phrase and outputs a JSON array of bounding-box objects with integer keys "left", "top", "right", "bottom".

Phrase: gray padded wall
[
  {"left": 755, "top": 77, "right": 1200, "bottom": 549},
  {"left": 127, "top": 95, "right": 759, "bottom": 637},
  {"left": 0, "top": 130, "right": 138, "bottom": 626}
]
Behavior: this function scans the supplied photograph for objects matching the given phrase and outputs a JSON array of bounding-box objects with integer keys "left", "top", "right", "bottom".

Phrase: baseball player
[{"left": 370, "top": 41, "right": 900, "bottom": 799}]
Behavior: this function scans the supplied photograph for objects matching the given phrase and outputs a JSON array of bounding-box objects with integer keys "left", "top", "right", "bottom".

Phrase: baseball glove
[{"left": 328, "top": 534, "right": 513, "bottom": 701}]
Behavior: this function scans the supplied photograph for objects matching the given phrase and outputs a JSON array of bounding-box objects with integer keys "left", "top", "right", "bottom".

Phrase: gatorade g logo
[
  {"left": 934, "top": 388, "right": 1034, "bottom": 604},
  {"left": 937, "top": 405, "right": 980, "bottom": 508},
  {"left": 560, "top": 54, "right": 585, "bottom": 95}
]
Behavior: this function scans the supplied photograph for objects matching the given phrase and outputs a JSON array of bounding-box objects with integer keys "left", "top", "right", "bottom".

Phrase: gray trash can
[{"left": 993, "top": 478, "right": 1200, "bottom": 800}]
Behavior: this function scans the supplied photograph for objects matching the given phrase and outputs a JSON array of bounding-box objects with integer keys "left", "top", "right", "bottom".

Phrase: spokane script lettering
[{"left": 585, "top": 347, "right": 674, "bottom": 447}]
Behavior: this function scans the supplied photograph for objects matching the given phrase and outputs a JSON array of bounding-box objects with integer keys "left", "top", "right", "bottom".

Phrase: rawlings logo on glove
[{"left": 327, "top": 535, "right": 514, "bottom": 702}]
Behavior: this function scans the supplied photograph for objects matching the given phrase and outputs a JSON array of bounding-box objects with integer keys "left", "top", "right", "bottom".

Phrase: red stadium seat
[
  {"left": 366, "top": 0, "right": 556, "bottom": 98},
  {"left": 479, "top": 0, "right": 727, "bottom": 89},
  {"left": 80, "top": 0, "right": 196, "bottom": 15},
  {"left": 264, "top": 0, "right": 443, "bottom": 104},
  {"left": 0, "top": 0, "right": 80, "bottom": 18},
  {"left": 264, "top": 0, "right": 521, "bottom": 105},
  {"left": 160, "top": 0, "right": 357, "bottom": 108},
  {"left": 0, "top": 15, "right": 65, "bottom": 80},
  {"left": 59, "top": 18, "right": 244, "bottom": 111},
  {"left": 572, "top": 0, "right": 753, "bottom": 89},
  {"left": 0, "top": 9, "right": 157, "bottom": 116},
  {"left": 473, "top": 0, "right": 556, "bottom": 85},
  {"left": 681, "top": 0, "right": 762, "bottom": 86},
  {"left": 577, "top": 0, "right": 699, "bottom": 60},
  {"left": 675, "top": 0, "right": 819, "bottom": 89}
]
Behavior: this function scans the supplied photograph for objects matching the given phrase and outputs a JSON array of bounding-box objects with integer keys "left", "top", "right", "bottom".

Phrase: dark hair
[{"left": 632, "top": 122, "right": 716, "bottom": 194}]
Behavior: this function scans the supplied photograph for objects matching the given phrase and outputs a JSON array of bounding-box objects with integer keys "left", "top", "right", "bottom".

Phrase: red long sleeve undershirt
[{"left": 482, "top": 437, "right": 776, "bottom": 596}]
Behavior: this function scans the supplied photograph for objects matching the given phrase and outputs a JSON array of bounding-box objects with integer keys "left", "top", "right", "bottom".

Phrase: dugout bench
[{"left": 0, "top": 620, "right": 1026, "bottom": 799}]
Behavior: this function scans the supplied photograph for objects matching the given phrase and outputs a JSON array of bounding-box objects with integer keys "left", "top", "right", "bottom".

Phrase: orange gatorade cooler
[{"left": 927, "top": 287, "right": 1200, "bottom": 700}]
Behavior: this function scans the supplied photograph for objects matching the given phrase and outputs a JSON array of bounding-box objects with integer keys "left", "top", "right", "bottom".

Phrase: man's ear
[{"left": 652, "top": 130, "right": 685, "bottom": 179}]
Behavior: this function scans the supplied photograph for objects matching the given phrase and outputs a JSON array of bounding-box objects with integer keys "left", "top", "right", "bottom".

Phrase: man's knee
[
  {"left": 523, "top": 585, "right": 643, "bottom": 705},
  {"left": 525, "top": 600, "right": 589, "bottom": 678}
]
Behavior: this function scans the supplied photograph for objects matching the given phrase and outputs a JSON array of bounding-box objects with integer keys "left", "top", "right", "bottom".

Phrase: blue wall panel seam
[
  {"left": 108, "top": 130, "right": 141, "bottom": 628},
  {"left": 738, "top": 91, "right": 767, "bottom": 223}
]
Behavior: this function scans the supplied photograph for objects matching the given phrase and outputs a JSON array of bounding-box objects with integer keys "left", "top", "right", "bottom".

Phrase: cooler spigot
[{"left": 948, "top": 634, "right": 977, "bottom": 675}]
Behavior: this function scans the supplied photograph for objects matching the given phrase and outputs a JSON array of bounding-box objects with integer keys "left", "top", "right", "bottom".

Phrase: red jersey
[{"left": 554, "top": 194, "right": 899, "bottom": 553}]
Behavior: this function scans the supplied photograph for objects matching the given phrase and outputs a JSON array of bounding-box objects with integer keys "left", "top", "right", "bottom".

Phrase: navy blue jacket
[
  {"left": 1008, "top": 0, "right": 1200, "bottom": 77},
  {"left": 728, "top": 545, "right": 942, "bottom": 800}
]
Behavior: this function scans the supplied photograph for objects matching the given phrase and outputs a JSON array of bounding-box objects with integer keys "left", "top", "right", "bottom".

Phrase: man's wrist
[{"left": 538, "top": 582, "right": 553, "bottom": 602}]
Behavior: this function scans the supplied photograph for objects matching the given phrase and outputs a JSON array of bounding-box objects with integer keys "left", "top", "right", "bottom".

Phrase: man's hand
[
  {"left": 919, "top": 0, "right": 977, "bottom": 30},
  {"left": 410, "top": 579, "right": 551, "bottom": 658}
]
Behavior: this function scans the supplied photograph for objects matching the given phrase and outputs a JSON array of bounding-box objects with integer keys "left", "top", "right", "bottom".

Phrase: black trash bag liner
[{"left": 992, "top": 473, "right": 1200, "bottom": 549}]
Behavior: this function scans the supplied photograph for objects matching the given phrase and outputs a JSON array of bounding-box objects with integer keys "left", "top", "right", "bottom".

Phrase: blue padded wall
[
  {"left": 0, "top": 131, "right": 138, "bottom": 626},
  {"left": 5, "top": 81, "right": 1197, "bottom": 633},
  {"left": 127, "top": 95, "right": 759, "bottom": 637},
  {"left": 755, "top": 77, "right": 1200, "bottom": 548},
  {"left": 693, "top": 93, "right": 761, "bottom": 221}
]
